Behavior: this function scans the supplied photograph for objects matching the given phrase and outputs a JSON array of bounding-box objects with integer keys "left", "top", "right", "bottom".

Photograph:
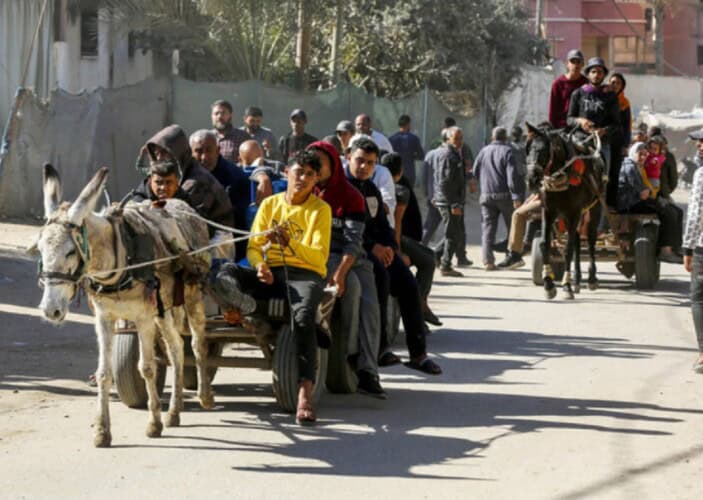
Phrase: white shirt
[
  {"left": 371, "top": 164, "right": 396, "bottom": 228},
  {"left": 371, "top": 130, "right": 394, "bottom": 154}
]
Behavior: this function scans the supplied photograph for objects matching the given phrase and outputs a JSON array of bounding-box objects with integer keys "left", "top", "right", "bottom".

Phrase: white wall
[{"left": 53, "top": 8, "right": 154, "bottom": 93}]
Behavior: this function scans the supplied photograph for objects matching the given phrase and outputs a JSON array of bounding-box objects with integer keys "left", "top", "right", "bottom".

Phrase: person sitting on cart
[
  {"left": 214, "top": 150, "right": 332, "bottom": 425},
  {"left": 346, "top": 136, "right": 442, "bottom": 375},
  {"left": 308, "top": 140, "right": 386, "bottom": 398},
  {"left": 617, "top": 142, "right": 681, "bottom": 264}
]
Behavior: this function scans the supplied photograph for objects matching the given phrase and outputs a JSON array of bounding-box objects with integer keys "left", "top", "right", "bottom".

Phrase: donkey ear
[
  {"left": 525, "top": 122, "right": 542, "bottom": 136},
  {"left": 43, "top": 163, "right": 62, "bottom": 218},
  {"left": 67, "top": 167, "right": 109, "bottom": 225}
]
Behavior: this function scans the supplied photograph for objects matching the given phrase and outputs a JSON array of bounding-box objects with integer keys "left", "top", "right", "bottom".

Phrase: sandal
[
  {"left": 405, "top": 357, "right": 442, "bottom": 375},
  {"left": 378, "top": 351, "right": 402, "bottom": 367},
  {"left": 693, "top": 359, "right": 703, "bottom": 374},
  {"left": 296, "top": 404, "right": 317, "bottom": 426}
]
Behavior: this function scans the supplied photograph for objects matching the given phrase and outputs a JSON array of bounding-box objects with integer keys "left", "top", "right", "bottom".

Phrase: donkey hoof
[
  {"left": 563, "top": 289, "right": 575, "bottom": 300},
  {"left": 94, "top": 430, "right": 112, "bottom": 448},
  {"left": 146, "top": 421, "right": 163, "bottom": 438},
  {"left": 545, "top": 287, "right": 557, "bottom": 300},
  {"left": 164, "top": 412, "right": 180, "bottom": 428},
  {"left": 588, "top": 281, "right": 599, "bottom": 291},
  {"left": 199, "top": 393, "right": 215, "bottom": 410}
]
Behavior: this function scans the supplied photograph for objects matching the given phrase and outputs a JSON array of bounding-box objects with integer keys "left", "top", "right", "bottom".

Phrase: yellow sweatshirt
[{"left": 247, "top": 192, "right": 332, "bottom": 278}]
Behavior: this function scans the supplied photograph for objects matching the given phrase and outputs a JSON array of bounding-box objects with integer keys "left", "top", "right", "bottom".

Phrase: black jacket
[
  {"left": 430, "top": 144, "right": 465, "bottom": 209},
  {"left": 567, "top": 85, "right": 621, "bottom": 144},
  {"left": 346, "top": 174, "right": 397, "bottom": 252}
]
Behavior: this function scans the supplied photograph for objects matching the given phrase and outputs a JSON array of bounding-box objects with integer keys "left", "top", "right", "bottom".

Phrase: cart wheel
[
  {"left": 325, "top": 305, "right": 358, "bottom": 394},
  {"left": 183, "top": 341, "right": 222, "bottom": 390},
  {"left": 272, "top": 324, "right": 328, "bottom": 413},
  {"left": 531, "top": 236, "right": 544, "bottom": 285},
  {"left": 531, "top": 236, "right": 564, "bottom": 285},
  {"left": 112, "top": 334, "right": 166, "bottom": 409},
  {"left": 634, "top": 223, "right": 660, "bottom": 289},
  {"left": 386, "top": 298, "right": 402, "bottom": 346}
]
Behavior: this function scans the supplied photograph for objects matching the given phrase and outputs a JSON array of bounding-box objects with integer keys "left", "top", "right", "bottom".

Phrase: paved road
[{"left": 1, "top": 234, "right": 702, "bottom": 498}]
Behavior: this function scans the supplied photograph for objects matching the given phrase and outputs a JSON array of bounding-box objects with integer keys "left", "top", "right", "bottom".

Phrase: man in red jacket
[{"left": 548, "top": 49, "right": 587, "bottom": 129}]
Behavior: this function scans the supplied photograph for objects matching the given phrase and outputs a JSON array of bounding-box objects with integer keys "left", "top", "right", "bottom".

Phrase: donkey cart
[
  {"left": 530, "top": 213, "right": 661, "bottom": 290},
  {"left": 111, "top": 287, "right": 358, "bottom": 413}
]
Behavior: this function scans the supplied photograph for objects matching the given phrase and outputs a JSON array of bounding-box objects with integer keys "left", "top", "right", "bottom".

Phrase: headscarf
[{"left": 628, "top": 142, "right": 647, "bottom": 162}]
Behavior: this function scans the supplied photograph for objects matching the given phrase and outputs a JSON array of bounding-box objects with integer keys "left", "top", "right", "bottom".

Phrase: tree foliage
[{"left": 94, "top": 0, "right": 542, "bottom": 102}]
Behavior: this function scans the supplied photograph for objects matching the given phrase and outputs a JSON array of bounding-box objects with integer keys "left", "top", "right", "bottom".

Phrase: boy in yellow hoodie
[{"left": 214, "top": 150, "right": 331, "bottom": 425}]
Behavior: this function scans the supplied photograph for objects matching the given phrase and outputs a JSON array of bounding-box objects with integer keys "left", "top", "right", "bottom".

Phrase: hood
[
  {"left": 308, "top": 141, "right": 344, "bottom": 192},
  {"left": 581, "top": 83, "right": 607, "bottom": 95},
  {"left": 145, "top": 124, "right": 193, "bottom": 175}
]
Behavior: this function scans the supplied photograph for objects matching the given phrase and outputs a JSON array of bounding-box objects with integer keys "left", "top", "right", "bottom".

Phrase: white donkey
[{"left": 37, "top": 164, "right": 214, "bottom": 447}]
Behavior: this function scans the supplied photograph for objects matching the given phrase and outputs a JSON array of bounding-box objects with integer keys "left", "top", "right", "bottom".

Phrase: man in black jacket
[
  {"left": 431, "top": 126, "right": 467, "bottom": 276},
  {"left": 567, "top": 57, "right": 621, "bottom": 187},
  {"left": 346, "top": 137, "right": 441, "bottom": 375}
]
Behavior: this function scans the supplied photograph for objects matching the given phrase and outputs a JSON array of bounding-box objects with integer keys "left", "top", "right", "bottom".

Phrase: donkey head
[
  {"left": 525, "top": 122, "right": 568, "bottom": 192},
  {"left": 37, "top": 164, "right": 108, "bottom": 323}
]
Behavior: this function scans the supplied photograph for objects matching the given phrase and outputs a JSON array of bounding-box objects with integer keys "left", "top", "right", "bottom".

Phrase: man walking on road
[
  {"left": 389, "top": 114, "right": 424, "bottom": 186},
  {"left": 474, "top": 127, "right": 522, "bottom": 270},
  {"left": 432, "top": 126, "right": 467, "bottom": 277}
]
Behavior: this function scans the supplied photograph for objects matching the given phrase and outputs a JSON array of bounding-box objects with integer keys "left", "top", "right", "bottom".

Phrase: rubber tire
[
  {"left": 325, "top": 306, "right": 358, "bottom": 394},
  {"left": 112, "top": 334, "right": 166, "bottom": 409},
  {"left": 386, "top": 298, "right": 402, "bottom": 346},
  {"left": 634, "top": 223, "right": 660, "bottom": 289},
  {"left": 183, "top": 341, "right": 223, "bottom": 390},
  {"left": 272, "top": 324, "right": 328, "bottom": 413}
]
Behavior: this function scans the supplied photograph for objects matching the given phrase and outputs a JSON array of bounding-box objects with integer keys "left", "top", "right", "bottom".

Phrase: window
[
  {"left": 612, "top": 36, "right": 655, "bottom": 67},
  {"left": 80, "top": 8, "right": 98, "bottom": 57}
]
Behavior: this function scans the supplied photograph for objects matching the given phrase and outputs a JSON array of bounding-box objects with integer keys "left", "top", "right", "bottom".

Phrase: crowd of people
[{"left": 122, "top": 46, "right": 703, "bottom": 424}]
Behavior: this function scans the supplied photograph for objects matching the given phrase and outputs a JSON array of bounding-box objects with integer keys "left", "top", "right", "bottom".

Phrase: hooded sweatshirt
[
  {"left": 144, "top": 125, "right": 233, "bottom": 231},
  {"left": 308, "top": 141, "right": 366, "bottom": 259},
  {"left": 566, "top": 84, "right": 621, "bottom": 144}
]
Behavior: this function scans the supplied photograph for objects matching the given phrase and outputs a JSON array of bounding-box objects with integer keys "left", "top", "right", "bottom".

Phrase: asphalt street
[{"left": 1, "top": 234, "right": 702, "bottom": 499}]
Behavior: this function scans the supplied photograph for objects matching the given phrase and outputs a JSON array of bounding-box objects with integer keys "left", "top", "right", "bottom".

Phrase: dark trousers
[
  {"left": 370, "top": 252, "right": 427, "bottom": 358},
  {"left": 691, "top": 253, "right": 703, "bottom": 351},
  {"left": 480, "top": 198, "right": 514, "bottom": 265},
  {"left": 224, "top": 264, "right": 323, "bottom": 383},
  {"left": 401, "top": 236, "right": 435, "bottom": 300},
  {"left": 606, "top": 143, "right": 624, "bottom": 208},
  {"left": 422, "top": 202, "right": 442, "bottom": 247},
  {"left": 627, "top": 200, "right": 681, "bottom": 249},
  {"left": 438, "top": 206, "right": 464, "bottom": 269}
]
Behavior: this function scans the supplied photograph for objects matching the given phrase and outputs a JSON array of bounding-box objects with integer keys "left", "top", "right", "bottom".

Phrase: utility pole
[{"left": 535, "top": 0, "right": 544, "bottom": 38}]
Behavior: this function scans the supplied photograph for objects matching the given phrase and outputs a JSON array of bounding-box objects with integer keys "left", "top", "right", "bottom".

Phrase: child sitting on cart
[{"left": 211, "top": 150, "right": 332, "bottom": 425}]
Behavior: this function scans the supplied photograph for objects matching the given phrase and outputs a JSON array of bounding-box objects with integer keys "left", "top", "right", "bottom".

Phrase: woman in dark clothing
[{"left": 618, "top": 142, "right": 681, "bottom": 263}]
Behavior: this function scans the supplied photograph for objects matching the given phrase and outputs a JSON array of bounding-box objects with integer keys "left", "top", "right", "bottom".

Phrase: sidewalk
[{"left": 0, "top": 221, "right": 41, "bottom": 257}]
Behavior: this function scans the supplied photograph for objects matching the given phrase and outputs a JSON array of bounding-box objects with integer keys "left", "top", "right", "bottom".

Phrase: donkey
[
  {"left": 37, "top": 164, "right": 214, "bottom": 447},
  {"left": 525, "top": 123, "right": 605, "bottom": 300}
]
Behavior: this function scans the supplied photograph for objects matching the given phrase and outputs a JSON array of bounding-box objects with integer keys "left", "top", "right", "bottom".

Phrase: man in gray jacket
[
  {"left": 432, "top": 126, "right": 466, "bottom": 277},
  {"left": 473, "top": 127, "right": 522, "bottom": 270}
]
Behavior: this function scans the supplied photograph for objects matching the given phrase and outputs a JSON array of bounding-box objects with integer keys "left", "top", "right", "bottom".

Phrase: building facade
[{"left": 524, "top": 0, "right": 703, "bottom": 77}]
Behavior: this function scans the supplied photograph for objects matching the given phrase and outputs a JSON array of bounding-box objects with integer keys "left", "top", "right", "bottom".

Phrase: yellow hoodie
[{"left": 247, "top": 192, "right": 331, "bottom": 278}]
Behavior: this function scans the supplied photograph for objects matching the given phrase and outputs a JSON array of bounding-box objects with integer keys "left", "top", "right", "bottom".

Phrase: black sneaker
[
  {"left": 497, "top": 252, "right": 525, "bottom": 270},
  {"left": 456, "top": 257, "right": 473, "bottom": 268},
  {"left": 357, "top": 370, "right": 387, "bottom": 399}
]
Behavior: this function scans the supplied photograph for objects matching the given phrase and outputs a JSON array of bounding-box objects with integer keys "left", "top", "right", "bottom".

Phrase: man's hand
[
  {"left": 256, "top": 262, "right": 273, "bottom": 284},
  {"left": 596, "top": 128, "right": 606, "bottom": 138},
  {"left": 640, "top": 189, "right": 651, "bottom": 200},
  {"left": 468, "top": 178, "right": 478, "bottom": 193},
  {"left": 254, "top": 173, "right": 273, "bottom": 204},
  {"left": 262, "top": 138, "right": 273, "bottom": 155},
  {"left": 684, "top": 255, "right": 693, "bottom": 273},
  {"left": 372, "top": 244, "right": 394, "bottom": 267},
  {"left": 399, "top": 252, "right": 411, "bottom": 267},
  {"left": 329, "top": 267, "right": 348, "bottom": 297},
  {"left": 451, "top": 206, "right": 463, "bottom": 216},
  {"left": 267, "top": 225, "right": 290, "bottom": 247},
  {"left": 578, "top": 118, "right": 594, "bottom": 132},
  {"left": 513, "top": 199, "right": 522, "bottom": 209}
]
